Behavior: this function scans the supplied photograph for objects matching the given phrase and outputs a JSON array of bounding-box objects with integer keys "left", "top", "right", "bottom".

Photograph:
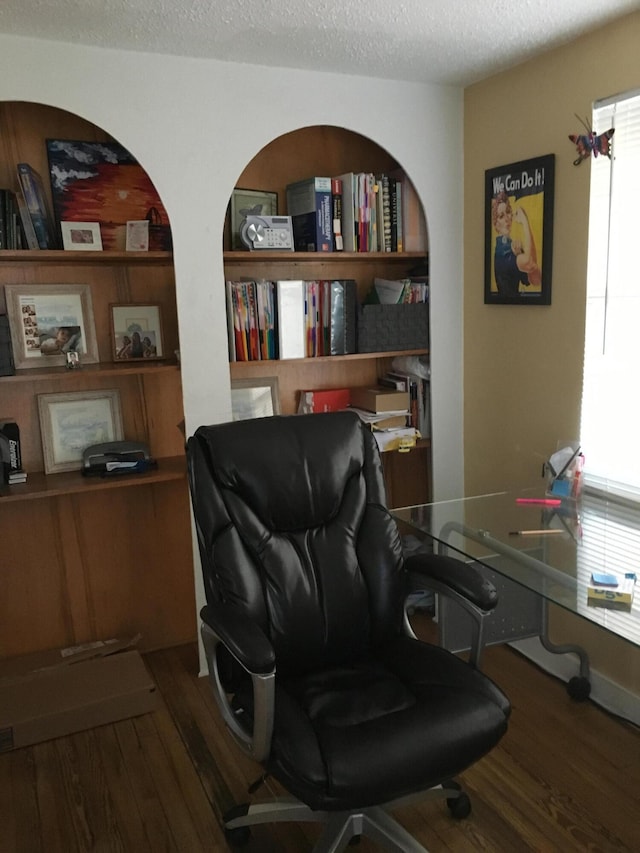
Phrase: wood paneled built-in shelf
[
  {"left": 0, "top": 250, "right": 172, "bottom": 264},
  {"left": 223, "top": 251, "right": 426, "bottom": 263},
  {"left": 1, "top": 360, "right": 180, "bottom": 383},
  {"left": 0, "top": 455, "right": 186, "bottom": 503},
  {"left": 0, "top": 101, "right": 194, "bottom": 657},
  {"left": 224, "top": 161, "right": 431, "bottom": 509}
]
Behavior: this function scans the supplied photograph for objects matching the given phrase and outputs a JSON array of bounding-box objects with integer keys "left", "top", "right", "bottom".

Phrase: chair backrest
[{"left": 187, "top": 411, "right": 406, "bottom": 677}]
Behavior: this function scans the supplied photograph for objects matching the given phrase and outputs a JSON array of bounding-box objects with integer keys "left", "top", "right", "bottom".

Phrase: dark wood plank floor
[{"left": 2, "top": 636, "right": 640, "bottom": 852}]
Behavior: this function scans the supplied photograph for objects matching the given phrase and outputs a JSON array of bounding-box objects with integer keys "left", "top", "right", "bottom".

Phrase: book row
[
  {"left": 0, "top": 163, "right": 59, "bottom": 251},
  {"left": 226, "top": 278, "right": 430, "bottom": 362},
  {"left": 285, "top": 172, "right": 427, "bottom": 255},
  {"left": 226, "top": 279, "right": 357, "bottom": 361}
]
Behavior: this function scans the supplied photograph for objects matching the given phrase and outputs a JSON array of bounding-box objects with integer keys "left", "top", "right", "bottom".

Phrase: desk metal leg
[
  {"left": 435, "top": 533, "right": 592, "bottom": 701},
  {"left": 539, "top": 600, "right": 591, "bottom": 701}
]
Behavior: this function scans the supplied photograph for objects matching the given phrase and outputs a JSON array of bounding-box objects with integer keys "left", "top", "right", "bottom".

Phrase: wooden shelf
[
  {"left": 223, "top": 251, "right": 426, "bottom": 264},
  {"left": 0, "top": 455, "right": 187, "bottom": 503},
  {"left": 0, "top": 250, "right": 172, "bottom": 265},
  {"left": 230, "top": 348, "right": 427, "bottom": 373},
  {"left": 1, "top": 360, "right": 180, "bottom": 384}
]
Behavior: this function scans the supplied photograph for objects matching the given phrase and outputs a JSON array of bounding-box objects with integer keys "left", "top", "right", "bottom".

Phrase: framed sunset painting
[{"left": 46, "top": 139, "right": 172, "bottom": 251}]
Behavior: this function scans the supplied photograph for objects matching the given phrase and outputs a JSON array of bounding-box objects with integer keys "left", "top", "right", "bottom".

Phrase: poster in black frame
[{"left": 484, "top": 154, "right": 555, "bottom": 305}]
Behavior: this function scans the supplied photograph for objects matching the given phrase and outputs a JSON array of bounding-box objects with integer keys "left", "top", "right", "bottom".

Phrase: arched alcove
[
  {"left": 223, "top": 124, "right": 431, "bottom": 507},
  {"left": 0, "top": 101, "right": 195, "bottom": 658},
  {"left": 224, "top": 124, "right": 428, "bottom": 252}
]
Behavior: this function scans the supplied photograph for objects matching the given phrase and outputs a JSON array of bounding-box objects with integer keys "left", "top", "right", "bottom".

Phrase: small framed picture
[
  {"left": 231, "top": 377, "right": 280, "bottom": 421},
  {"left": 60, "top": 221, "right": 103, "bottom": 251},
  {"left": 230, "top": 188, "right": 278, "bottom": 250},
  {"left": 110, "top": 303, "right": 164, "bottom": 361},
  {"left": 126, "top": 220, "right": 150, "bottom": 251},
  {"left": 4, "top": 283, "right": 99, "bottom": 369},
  {"left": 37, "top": 389, "right": 124, "bottom": 474}
]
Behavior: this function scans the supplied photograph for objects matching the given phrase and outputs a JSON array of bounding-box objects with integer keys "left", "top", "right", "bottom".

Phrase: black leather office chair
[{"left": 187, "top": 411, "right": 510, "bottom": 852}]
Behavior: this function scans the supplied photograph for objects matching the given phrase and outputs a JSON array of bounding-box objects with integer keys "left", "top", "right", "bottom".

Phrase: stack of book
[
  {"left": 0, "top": 164, "right": 58, "bottom": 251},
  {"left": 349, "top": 386, "right": 417, "bottom": 452},
  {"left": 331, "top": 170, "right": 427, "bottom": 253},
  {"left": 16, "top": 162, "right": 58, "bottom": 249},
  {"left": 380, "top": 361, "right": 430, "bottom": 438},
  {"left": 284, "top": 171, "right": 427, "bottom": 255},
  {"left": 226, "top": 279, "right": 357, "bottom": 361},
  {"left": 369, "top": 277, "right": 429, "bottom": 304},
  {"left": 286, "top": 177, "right": 334, "bottom": 253}
]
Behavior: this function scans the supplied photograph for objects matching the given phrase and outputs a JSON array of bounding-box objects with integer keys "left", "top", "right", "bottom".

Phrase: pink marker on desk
[{"left": 515, "top": 498, "right": 562, "bottom": 506}]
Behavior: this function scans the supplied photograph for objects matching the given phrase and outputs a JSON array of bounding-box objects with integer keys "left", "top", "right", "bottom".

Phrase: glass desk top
[{"left": 393, "top": 490, "right": 640, "bottom": 650}]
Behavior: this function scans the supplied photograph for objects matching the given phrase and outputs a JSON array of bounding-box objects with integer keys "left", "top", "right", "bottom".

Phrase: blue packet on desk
[{"left": 591, "top": 572, "right": 619, "bottom": 587}]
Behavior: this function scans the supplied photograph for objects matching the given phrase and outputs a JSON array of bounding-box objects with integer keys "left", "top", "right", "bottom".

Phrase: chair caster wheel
[
  {"left": 447, "top": 789, "right": 471, "bottom": 820},
  {"left": 224, "top": 825, "right": 251, "bottom": 847},
  {"left": 567, "top": 676, "right": 591, "bottom": 701},
  {"left": 223, "top": 805, "right": 251, "bottom": 847}
]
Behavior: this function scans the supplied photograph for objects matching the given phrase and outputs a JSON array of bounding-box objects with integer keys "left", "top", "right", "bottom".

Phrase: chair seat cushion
[{"left": 265, "top": 636, "right": 510, "bottom": 810}]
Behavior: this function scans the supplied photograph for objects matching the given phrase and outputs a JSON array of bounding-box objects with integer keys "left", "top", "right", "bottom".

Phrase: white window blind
[{"left": 580, "top": 89, "right": 640, "bottom": 500}]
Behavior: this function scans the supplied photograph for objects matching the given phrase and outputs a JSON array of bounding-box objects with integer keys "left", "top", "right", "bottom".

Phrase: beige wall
[{"left": 464, "top": 13, "right": 640, "bottom": 691}]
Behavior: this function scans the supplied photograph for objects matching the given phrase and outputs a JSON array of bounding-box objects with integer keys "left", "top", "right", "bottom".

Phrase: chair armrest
[
  {"left": 201, "top": 602, "right": 275, "bottom": 674},
  {"left": 404, "top": 553, "right": 498, "bottom": 611},
  {"left": 403, "top": 552, "right": 498, "bottom": 669},
  {"left": 200, "top": 604, "right": 275, "bottom": 763}
]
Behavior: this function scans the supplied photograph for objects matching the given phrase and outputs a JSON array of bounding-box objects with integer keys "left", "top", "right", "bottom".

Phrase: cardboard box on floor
[{"left": 0, "top": 635, "right": 160, "bottom": 752}]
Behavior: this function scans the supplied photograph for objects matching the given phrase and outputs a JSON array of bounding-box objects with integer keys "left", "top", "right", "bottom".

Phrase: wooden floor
[{"left": 2, "top": 636, "right": 640, "bottom": 853}]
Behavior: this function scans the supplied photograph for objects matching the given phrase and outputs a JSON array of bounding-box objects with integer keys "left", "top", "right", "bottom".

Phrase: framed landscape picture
[
  {"left": 46, "top": 139, "right": 172, "bottom": 251},
  {"left": 484, "top": 154, "right": 555, "bottom": 305},
  {"left": 4, "top": 283, "right": 99, "bottom": 369},
  {"left": 37, "top": 389, "right": 124, "bottom": 474},
  {"left": 110, "top": 303, "right": 164, "bottom": 361}
]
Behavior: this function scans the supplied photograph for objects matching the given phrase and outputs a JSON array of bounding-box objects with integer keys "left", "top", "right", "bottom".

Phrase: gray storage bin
[{"left": 357, "top": 302, "right": 429, "bottom": 353}]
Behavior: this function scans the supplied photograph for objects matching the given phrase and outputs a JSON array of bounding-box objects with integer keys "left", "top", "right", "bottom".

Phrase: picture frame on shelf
[
  {"left": 4, "top": 283, "right": 99, "bottom": 370},
  {"left": 484, "top": 153, "right": 555, "bottom": 306},
  {"left": 125, "top": 220, "right": 150, "bottom": 251},
  {"left": 60, "top": 221, "right": 103, "bottom": 251},
  {"left": 231, "top": 377, "right": 280, "bottom": 421},
  {"left": 110, "top": 303, "right": 164, "bottom": 361},
  {"left": 229, "top": 188, "right": 278, "bottom": 250},
  {"left": 37, "top": 389, "right": 124, "bottom": 474}
]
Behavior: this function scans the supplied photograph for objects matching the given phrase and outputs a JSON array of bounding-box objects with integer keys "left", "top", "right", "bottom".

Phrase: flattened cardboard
[
  {"left": 0, "top": 634, "right": 141, "bottom": 682},
  {"left": 0, "top": 637, "right": 159, "bottom": 752}
]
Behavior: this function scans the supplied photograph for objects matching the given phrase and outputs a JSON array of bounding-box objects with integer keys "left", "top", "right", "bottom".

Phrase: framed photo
[
  {"left": 60, "top": 221, "right": 103, "bottom": 251},
  {"left": 4, "top": 283, "right": 99, "bottom": 369},
  {"left": 231, "top": 377, "right": 280, "bottom": 421},
  {"left": 484, "top": 154, "right": 555, "bottom": 305},
  {"left": 110, "top": 303, "right": 164, "bottom": 361},
  {"left": 230, "top": 188, "right": 278, "bottom": 250},
  {"left": 46, "top": 139, "right": 171, "bottom": 251},
  {"left": 125, "top": 220, "right": 149, "bottom": 252},
  {"left": 37, "top": 389, "right": 124, "bottom": 474}
]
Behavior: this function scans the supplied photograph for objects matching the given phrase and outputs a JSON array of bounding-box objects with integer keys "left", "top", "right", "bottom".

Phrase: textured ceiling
[{"left": 0, "top": 0, "right": 638, "bottom": 86}]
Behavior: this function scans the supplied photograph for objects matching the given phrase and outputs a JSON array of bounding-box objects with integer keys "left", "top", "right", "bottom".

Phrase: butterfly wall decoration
[{"left": 569, "top": 115, "right": 614, "bottom": 165}]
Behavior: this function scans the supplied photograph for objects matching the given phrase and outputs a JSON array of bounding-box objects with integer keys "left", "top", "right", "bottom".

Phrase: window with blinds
[{"left": 580, "top": 89, "right": 640, "bottom": 500}]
